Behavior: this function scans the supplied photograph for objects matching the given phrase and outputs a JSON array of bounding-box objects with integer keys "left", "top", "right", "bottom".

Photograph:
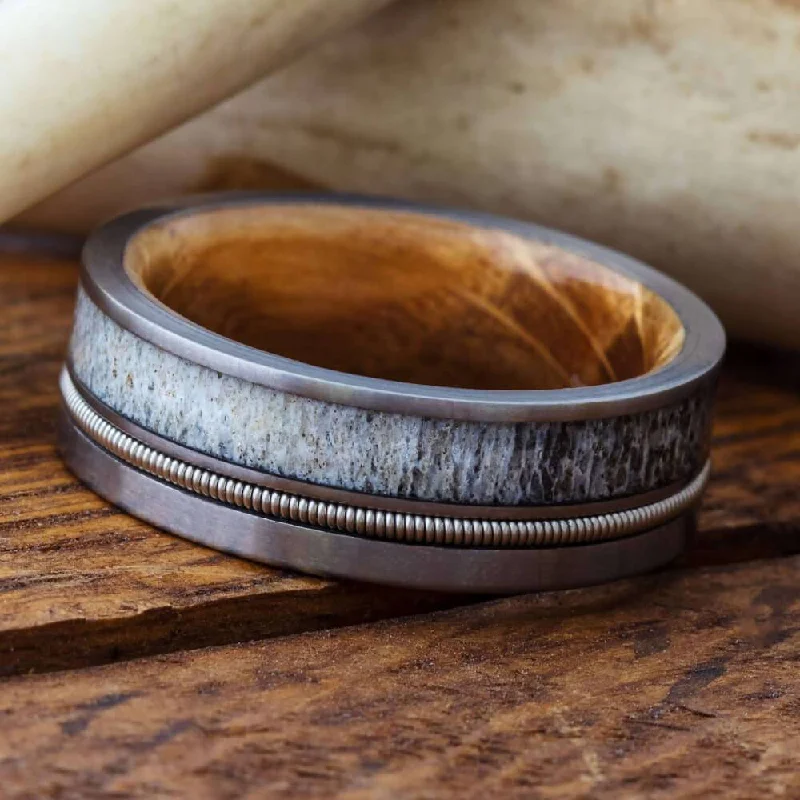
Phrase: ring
[{"left": 59, "top": 194, "right": 725, "bottom": 593}]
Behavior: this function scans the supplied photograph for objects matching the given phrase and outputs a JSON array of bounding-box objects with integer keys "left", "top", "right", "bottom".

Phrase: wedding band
[{"left": 59, "top": 194, "right": 725, "bottom": 592}]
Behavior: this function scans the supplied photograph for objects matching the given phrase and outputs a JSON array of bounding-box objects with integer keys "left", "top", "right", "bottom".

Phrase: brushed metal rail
[{"left": 61, "top": 368, "right": 709, "bottom": 549}]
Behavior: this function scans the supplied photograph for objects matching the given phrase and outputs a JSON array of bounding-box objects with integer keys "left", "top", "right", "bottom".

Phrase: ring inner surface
[{"left": 124, "top": 205, "right": 685, "bottom": 391}]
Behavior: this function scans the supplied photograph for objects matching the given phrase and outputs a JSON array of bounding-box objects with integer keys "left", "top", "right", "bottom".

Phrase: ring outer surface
[{"left": 60, "top": 193, "right": 724, "bottom": 592}]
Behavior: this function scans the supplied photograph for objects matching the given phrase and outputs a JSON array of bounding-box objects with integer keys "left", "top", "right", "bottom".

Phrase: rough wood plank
[
  {"left": 0, "top": 252, "right": 471, "bottom": 676},
  {"left": 0, "top": 248, "right": 798, "bottom": 678},
  {"left": 0, "top": 554, "right": 798, "bottom": 798}
]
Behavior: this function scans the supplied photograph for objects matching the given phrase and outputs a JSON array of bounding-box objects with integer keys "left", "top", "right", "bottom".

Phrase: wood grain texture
[
  {"left": 0, "top": 245, "right": 798, "bottom": 682},
  {"left": 130, "top": 204, "right": 683, "bottom": 389},
  {"left": 0, "top": 555, "right": 798, "bottom": 798},
  {"left": 0, "top": 249, "right": 471, "bottom": 677}
]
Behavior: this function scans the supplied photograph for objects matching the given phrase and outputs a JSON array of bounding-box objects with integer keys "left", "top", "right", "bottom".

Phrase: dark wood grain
[
  {"left": 690, "top": 343, "right": 800, "bottom": 567},
  {"left": 0, "top": 554, "right": 797, "bottom": 798}
]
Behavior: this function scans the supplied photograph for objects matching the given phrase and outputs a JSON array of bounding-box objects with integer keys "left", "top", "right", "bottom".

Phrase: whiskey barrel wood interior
[{"left": 127, "top": 205, "right": 685, "bottom": 391}]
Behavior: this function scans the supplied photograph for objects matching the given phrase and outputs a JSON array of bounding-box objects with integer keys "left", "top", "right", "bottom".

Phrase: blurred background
[{"left": 4, "top": 0, "right": 800, "bottom": 349}]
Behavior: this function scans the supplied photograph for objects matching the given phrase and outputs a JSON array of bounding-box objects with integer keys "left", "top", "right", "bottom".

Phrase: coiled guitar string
[{"left": 62, "top": 369, "right": 709, "bottom": 548}]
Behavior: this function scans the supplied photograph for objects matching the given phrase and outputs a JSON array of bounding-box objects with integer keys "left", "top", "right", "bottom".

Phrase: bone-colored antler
[{"left": 0, "top": 0, "right": 393, "bottom": 224}]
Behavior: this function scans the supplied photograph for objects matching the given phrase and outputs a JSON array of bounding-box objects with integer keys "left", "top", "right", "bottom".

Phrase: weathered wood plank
[
  {"left": 0, "top": 554, "right": 797, "bottom": 798},
  {"left": 0, "top": 248, "right": 798, "bottom": 679}
]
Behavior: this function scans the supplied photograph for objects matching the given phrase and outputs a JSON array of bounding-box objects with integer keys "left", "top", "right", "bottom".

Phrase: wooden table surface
[{"left": 0, "top": 245, "right": 798, "bottom": 798}]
